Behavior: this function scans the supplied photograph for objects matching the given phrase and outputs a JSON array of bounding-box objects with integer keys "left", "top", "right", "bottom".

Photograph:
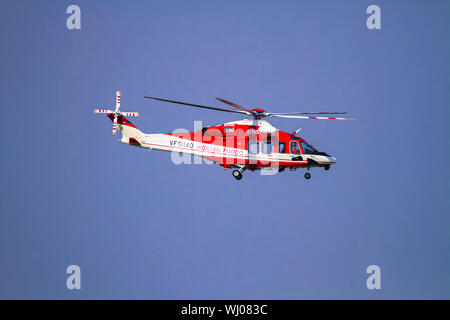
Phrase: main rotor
[{"left": 144, "top": 96, "right": 355, "bottom": 121}]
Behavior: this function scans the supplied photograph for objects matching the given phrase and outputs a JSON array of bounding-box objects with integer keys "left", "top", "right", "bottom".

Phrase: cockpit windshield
[{"left": 300, "top": 141, "right": 318, "bottom": 154}]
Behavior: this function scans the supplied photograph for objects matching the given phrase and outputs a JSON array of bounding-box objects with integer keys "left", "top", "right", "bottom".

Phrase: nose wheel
[
  {"left": 232, "top": 169, "right": 243, "bottom": 180},
  {"left": 304, "top": 172, "right": 311, "bottom": 180}
]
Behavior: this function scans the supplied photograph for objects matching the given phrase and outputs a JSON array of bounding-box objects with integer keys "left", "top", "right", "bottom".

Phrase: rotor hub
[
  {"left": 251, "top": 108, "right": 265, "bottom": 113},
  {"left": 250, "top": 108, "right": 267, "bottom": 119}
]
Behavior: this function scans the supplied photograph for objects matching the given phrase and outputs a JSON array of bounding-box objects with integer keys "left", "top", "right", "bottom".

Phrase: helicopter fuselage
[{"left": 119, "top": 118, "right": 336, "bottom": 171}]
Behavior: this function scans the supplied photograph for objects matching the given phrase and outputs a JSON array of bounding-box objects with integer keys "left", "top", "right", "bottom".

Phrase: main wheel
[
  {"left": 304, "top": 172, "right": 311, "bottom": 180},
  {"left": 232, "top": 170, "right": 243, "bottom": 180}
]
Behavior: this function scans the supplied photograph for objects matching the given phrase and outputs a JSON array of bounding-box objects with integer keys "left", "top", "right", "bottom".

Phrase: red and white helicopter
[{"left": 94, "top": 91, "right": 355, "bottom": 180}]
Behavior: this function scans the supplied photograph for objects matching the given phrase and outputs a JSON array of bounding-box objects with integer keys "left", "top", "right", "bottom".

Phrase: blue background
[{"left": 0, "top": 0, "right": 449, "bottom": 299}]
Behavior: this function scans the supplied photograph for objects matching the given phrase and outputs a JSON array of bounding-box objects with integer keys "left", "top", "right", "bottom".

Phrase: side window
[
  {"left": 290, "top": 141, "right": 301, "bottom": 154},
  {"left": 261, "top": 141, "right": 272, "bottom": 154},
  {"left": 248, "top": 141, "right": 259, "bottom": 154},
  {"left": 279, "top": 142, "right": 286, "bottom": 153}
]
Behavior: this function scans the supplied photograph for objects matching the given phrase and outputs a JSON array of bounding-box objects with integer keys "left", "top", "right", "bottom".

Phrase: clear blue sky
[{"left": 0, "top": 0, "right": 449, "bottom": 299}]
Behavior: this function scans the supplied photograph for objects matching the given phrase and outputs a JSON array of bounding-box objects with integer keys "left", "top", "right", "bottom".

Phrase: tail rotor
[{"left": 94, "top": 91, "right": 140, "bottom": 135}]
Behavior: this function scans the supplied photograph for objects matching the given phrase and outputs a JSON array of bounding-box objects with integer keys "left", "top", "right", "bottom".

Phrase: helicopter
[{"left": 94, "top": 91, "right": 355, "bottom": 180}]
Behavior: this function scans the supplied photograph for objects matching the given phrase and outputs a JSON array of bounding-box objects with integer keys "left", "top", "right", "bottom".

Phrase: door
[{"left": 290, "top": 141, "right": 303, "bottom": 161}]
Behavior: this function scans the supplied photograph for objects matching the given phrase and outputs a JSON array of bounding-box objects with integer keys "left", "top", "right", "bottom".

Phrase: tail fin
[{"left": 106, "top": 114, "right": 144, "bottom": 143}]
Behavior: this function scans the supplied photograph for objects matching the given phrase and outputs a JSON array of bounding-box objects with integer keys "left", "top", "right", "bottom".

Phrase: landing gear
[
  {"left": 324, "top": 164, "right": 330, "bottom": 171},
  {"left": 304, "top": 172, "right": 311, "bottom": 180},
  {"left": 232, "top": 169, "right": 243, "bottom": 180}
]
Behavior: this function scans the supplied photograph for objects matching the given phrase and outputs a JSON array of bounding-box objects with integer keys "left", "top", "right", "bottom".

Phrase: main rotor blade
[
  {"left": 144, "top": 96, "right": 249, "bottom": 115},
  {"left": 270, "top": 114, "right": 356, "bottom": 120},
  {"left": 268, "top": 112, "right": 348, "bottom": 115},
  {"left": 214, "top": 98, "right": 252, "bottom": 114}
]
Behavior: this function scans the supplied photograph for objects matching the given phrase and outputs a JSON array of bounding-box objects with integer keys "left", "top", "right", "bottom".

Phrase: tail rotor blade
[
  {"left": 112, "top": 116, "right": 118, "bottom": 135},
  {"left": 94, "top": 109, "right": 114, "bottom": 114},
  {"left": 115, "top": 91, "right": 121, "bottom": 112},
  {"left": 122, "top": 112, "right": 140, "bottom": 117}
]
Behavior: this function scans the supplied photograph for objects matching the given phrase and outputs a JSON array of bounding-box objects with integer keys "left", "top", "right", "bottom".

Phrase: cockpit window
[
  {"left": 290, "top": 141, "right": 301, "bottom": 154},
  {"left": 300, "top": 141, "right": 317, "bottom": 154}
]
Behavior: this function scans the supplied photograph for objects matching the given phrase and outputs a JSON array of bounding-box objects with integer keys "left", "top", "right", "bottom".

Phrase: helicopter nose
[{"left": 311, "top": 154, "right": 336, "bottom": 165}]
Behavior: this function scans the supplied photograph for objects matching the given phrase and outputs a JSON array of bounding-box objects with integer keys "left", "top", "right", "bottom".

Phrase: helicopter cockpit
[
  {"left": 290, "top": 138, "right": 329, "bottom": 156},
  {"left": 300, "top": 140, "right": 318, "bottom": 154}
]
